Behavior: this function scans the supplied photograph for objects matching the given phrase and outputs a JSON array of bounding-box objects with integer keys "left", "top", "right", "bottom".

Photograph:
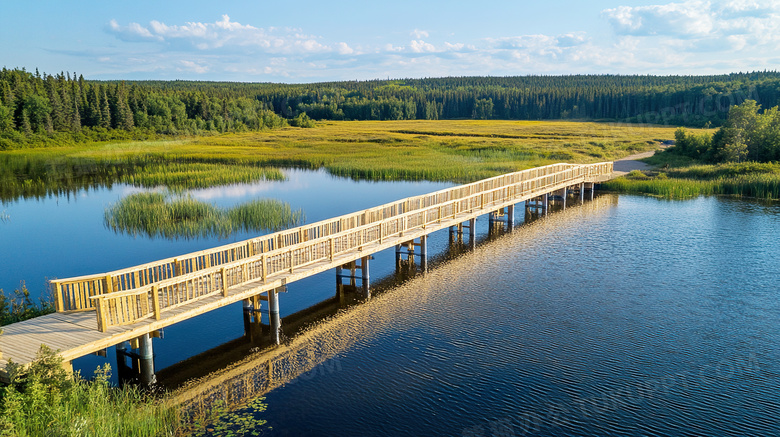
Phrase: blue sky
[{"left": 2, "top": 0, "right": 779, "bottom": 82}]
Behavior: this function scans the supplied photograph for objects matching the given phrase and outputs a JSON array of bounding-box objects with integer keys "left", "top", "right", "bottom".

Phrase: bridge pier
[
  {"left": 466, "top": 218, "right": 477, "bottom": 249},
  {"left": 337, "top": 257, "right": 371, "bottom": 298},
  {"left": 138, "top": 334, "right": 156, "bottom": 385},
  {"left": 268, "top": 287, "right": 281, "bottom": 345},
  {"left": 114, "top": 333, "right": 157, "bottom": 386},
  {"left": 242, "top": 296, "right": 264, "bottom": 340},
  {"left": 396, "top": 237, "right": 427, "bottom": 273},
  {"left": 449, "top": 223, "right": 463, "bottom": 244},
  {"left": 580, "top": 182, "right": 585, "bottom": 202},
  {"left": 489, "top": 205, "right": 516, "bottom": 234}
]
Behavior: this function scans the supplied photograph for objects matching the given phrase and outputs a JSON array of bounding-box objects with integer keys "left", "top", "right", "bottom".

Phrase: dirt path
[{"left": 612, "top": 144, "right": 671, "bottom": 176}]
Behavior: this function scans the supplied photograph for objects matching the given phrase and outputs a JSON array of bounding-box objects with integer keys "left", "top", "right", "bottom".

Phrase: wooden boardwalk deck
[{"left": 0, "top": 162, "right": 613, "bottom": 380}]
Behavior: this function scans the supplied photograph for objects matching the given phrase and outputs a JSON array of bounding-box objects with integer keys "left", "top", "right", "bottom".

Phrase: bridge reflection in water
[{"left": 168, "top": 193, "right": 619, "bottom": 422}]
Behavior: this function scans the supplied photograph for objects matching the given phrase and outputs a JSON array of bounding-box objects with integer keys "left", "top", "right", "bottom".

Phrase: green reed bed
[
  {"left": 603, "top": 165, "right": 780, "bottom": 200},
  {"left": 0, "top": 346, "right": 179, "bottom": 437},
  {"left": 104, "top": 191, "right": 304, "bottom": 239}
]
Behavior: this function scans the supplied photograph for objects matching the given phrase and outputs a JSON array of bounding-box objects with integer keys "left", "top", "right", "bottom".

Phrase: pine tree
[{"left": 100, "top": 89, "right": 111, "bottom": 129}]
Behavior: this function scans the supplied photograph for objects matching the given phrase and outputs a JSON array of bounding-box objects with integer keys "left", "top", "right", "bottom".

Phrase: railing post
[
  {"left": 104, "top": 274, "right": 114, "bottom": 294},
  {"left": 152, "top": 285, "right": 161, "bottom": 321},
  {"left": 221, "top": 267, "right": 229, "bottom": 297},
  {"left": 54, "top": 282, "right": 64, "bottom": 312},
  {"left": 96, "top": 297, "right": 108, "bottom": 332}
]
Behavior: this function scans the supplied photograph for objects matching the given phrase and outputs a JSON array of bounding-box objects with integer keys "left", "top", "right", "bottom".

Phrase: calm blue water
[
  {"left": 219, "top": 194, "right": 780, "bottom": 436},
  {"left": 4, "top": 172, "right": 780, "bottom": 436}
]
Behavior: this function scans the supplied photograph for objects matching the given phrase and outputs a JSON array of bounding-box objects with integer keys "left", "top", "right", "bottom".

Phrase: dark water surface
[{"left": 229, "top": 194, "right": 780, "bottom": 436}]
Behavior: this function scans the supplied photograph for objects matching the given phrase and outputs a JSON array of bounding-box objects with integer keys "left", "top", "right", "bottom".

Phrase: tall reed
[{"left": 104, "top": 191, "right": 304, "bottom": 239}]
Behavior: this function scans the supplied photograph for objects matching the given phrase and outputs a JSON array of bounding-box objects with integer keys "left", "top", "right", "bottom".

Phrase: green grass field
[{"left": 1, "top": 121, "right": 682, "bottom": 196}]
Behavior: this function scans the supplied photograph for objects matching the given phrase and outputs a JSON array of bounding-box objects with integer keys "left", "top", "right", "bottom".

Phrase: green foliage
[
  {"left": 0, "top": 284, "right": 55, "bottom": 326},
  {"left": 288, "top": 112, "right": 316, "bottom": 128},
  {"left": 0, "top": 346, "right": 179, "bottom": 436},
  {"left": 104, "top": 191, "right": 304, "bottom": 239},
  {"left": 670, "top": 100, "right": 780, "bottom": 163}
]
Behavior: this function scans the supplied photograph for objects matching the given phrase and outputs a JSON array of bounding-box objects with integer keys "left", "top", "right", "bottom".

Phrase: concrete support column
[
  {"left": 562, "top": 187, "right": 567, "bottom": 209},
  {"left": 543, "top": 193, "right": 549, "bottom": 215},
  {"left": 590, "top": 182, "right": 595, "bottom": 200},
  {"left": 420, "top": 235, "right": 428, "bottom": 273},
  {"left": 138, "top": 334, "right": 156, "bottom": 385},
  {"left": 360, "top": 256, "right": 370, "bottom": 299},
  {"left": 469, "top": 217, "right": 477, "bottom": 249},
  {"left": 268, "top": 288, "right": 281, "bottom": 345},
  {"left": 580, "top": 183, "right": 585, "bottom": 202},
  {"left": 349, "top": 261, "right": 357, "bottom": 288},
  {"left": 507, "top": 205, "right": 515, "bottom": 230}
]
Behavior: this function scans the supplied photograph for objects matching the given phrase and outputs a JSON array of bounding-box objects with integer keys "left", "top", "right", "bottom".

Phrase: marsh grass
[
  {"left": 104, "top": 191, "right": 304, "bottom": 239},
  {"left": 604, "top": 161, "right": 780, "bottom": 200},
  {"left": 0, "top": 346, "right": 179, "bottom": 437},
  {"left": 2, "top": 121, "right": 683, "bottom": 199}
]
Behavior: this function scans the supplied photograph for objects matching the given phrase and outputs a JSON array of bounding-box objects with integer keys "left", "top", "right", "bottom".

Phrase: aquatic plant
[{"left": 104, "top": 191, "right": 304, "bottom": 239}]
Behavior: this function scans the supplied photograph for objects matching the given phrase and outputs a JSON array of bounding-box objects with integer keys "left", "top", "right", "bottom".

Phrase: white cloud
[
  {"left": 602, "top": 1, "right": 715, "bottom": 37},
  {"left": 108, "top": 15, "right": 336, "bottom": 54},
  {"left": 94, "top": 5, "right": 780, "bottom": 82},
  {"left": 178, "top": 60, "right": 209, "bottom": 74},
  {"left": 410, "top": 40, "right": 436, "bottom": 53},
  {"left": 336, "top": 42, "right": 354, "bottom": 55}
]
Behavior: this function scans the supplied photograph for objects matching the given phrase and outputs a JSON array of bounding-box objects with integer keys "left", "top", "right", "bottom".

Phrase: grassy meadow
[{"left": 1, "top": 120, "right": 682, "bottom": 201}]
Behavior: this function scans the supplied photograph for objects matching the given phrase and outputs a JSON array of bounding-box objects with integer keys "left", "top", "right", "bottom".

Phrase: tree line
[{"left": 3, "top": 68, "right": 780, "bottom": 148}]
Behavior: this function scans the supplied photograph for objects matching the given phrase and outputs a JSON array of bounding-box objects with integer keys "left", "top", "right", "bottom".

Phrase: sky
[{"left": 2, "top": 0, "right": 779, "bottom": 83}]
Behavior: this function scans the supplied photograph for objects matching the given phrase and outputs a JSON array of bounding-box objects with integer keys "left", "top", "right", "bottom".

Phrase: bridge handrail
[
  {"left": 87, "top": 162, "right": 611, "bottom": 331},
  {"left": 52, "top": 162, "right": 612, "bottom": 314}
]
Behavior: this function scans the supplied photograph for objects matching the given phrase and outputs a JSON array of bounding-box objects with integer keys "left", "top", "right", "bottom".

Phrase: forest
[{"left": 2, "top": 68, "right": 780, "bottom": 148}]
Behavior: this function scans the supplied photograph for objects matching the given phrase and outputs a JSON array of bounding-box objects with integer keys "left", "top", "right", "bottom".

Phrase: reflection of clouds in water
[{"left": 190, "top": 171, "right": 310, "bottom": 201}]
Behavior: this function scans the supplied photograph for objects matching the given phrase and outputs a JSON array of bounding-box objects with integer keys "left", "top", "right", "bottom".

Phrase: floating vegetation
[
  {"left": 104, "top": 191, "right": 304, "bottom": 239},
  {"left": 188, "top": 397, "right": 270, "bottom": 437}
]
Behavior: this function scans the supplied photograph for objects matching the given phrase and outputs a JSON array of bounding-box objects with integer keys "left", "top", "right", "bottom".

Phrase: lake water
[
  {"left": 206, "top": 193, "right": 780, "bottom": 436},
  {"left": 3, "top": 170, "right": 780, "bottom": 436}
]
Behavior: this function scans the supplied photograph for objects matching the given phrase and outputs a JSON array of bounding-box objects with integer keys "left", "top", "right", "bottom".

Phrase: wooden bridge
[{"left": 0, "top": 162, "right": 612, "bottom": 381}]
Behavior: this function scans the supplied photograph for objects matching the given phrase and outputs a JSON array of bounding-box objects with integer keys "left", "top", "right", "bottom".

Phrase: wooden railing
[
  {"left": 53, "top": 162, "right": 612, "bottom": 316},
  {"left": 81, "top": 162, "right": 612, "bottom": 331}
]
